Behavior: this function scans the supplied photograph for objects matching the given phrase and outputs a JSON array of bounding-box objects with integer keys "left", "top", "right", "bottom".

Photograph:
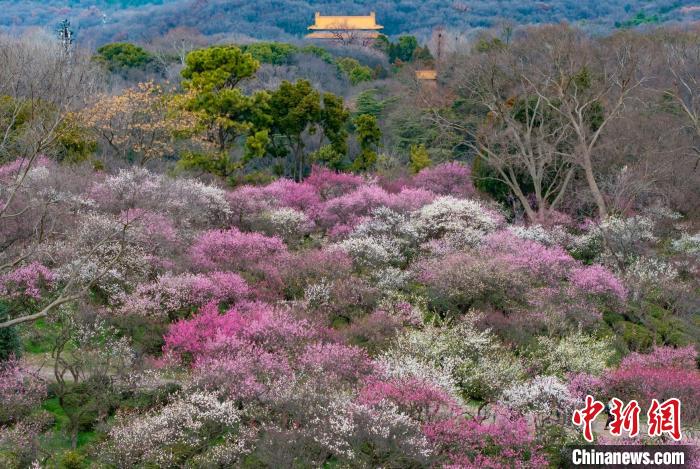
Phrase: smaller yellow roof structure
[
  {"left": 308, "top": 12, "right": 384, "bottom": 31},
  {"left": 415, "top": 69, "right": 438, "bottom": 80}
]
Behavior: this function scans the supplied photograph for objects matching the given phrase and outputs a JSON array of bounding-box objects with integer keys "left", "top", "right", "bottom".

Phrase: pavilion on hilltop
[{"left": 306, "top": 12, "right": 383, "bottom": 45}]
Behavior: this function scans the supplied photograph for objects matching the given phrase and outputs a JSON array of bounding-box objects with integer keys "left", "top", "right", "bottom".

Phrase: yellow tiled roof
[
  {"left": 309, "top": 12, "right": 383, "bottom": 30},
  {"left": 306, "top": 31, "right": 381, "bottom": 39},
  {"left": 415, "top": 69, "right": 438, "bottom": 80}
]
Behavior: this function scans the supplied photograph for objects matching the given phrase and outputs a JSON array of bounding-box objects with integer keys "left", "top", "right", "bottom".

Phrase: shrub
[
  {"left": 316, "top": 185, "right": 394, "bottom": 233},
  {"left": 0, "top": 262, "right": 54, "bottom": 301},
  {"left": 305, "top": 166, "right": 364, "bottom": 200},
  {"left": 385, "top": 316, "right": 524, "bottom": 403},
  {"left": 529, "top": 332, "right": 616, "bottom": 376},
  {"left": 280, "top": 248, "right": 353, "bottom": 300},
  {"left": 256, "top": 208, "right": 314, "bottom": 244},
  {"left": 480, "top": 231, "right": 575, "bottom": 284},
  {"left": 424, "top": 411, "right": 548, "bottom": 467},
  {"left": 414, "top": 252, "right": 530, "bottom": 316},
  {"left": 499, "top": 376, "right": 576, "bottom": 430}
]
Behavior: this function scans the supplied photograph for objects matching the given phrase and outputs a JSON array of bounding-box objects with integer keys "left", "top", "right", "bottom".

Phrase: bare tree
[
  {"left": 434, "top": 26, "right": 645, "bottom": 221},
  {"left": 519, "top": 27, "right": 645, "bottom": 219},
  {"left": 435, "top": 48, "right": 575, "bottom": 223},
  {"left": 662, "top": 30, "right": 700, "bottom": 170},
  {"left": 0, "top": 34, "right": 136, "bottom": 329},
  {"left": 0, "top": 33, "right": 100, "bottom": 219}
]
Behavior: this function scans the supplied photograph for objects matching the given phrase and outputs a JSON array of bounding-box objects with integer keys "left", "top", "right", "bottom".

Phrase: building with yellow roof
[
  {"left": 415, "top": 69, "right": 437, "bottom": 80},
  {"left": 306, "top": 12, "right": 383, "bottom": 44}
]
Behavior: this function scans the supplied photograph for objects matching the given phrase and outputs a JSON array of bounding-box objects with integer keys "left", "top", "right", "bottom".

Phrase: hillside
[
  {"left": 2, "top": 0, "right": 700, "bottom": 44},
  {"left": 1, "top": 6, "right": 700, "bottom": 465}
]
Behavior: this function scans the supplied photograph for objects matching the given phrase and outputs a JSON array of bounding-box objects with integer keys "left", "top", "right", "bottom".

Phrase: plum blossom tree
[
  {"left": 603, "top": 346, "right": 700, "bottom": 424},
  {"left": 117, "top": 271, "right": 251, "bottom": 319},
  {"left": 101, "top": 391, "right": 243, "bottom": 468},
  {"left": 0, "top": 358, "right": 46, "bottom": 426},
  {"left": 411, "top": 162, "right": 475, "bottom": 198}
]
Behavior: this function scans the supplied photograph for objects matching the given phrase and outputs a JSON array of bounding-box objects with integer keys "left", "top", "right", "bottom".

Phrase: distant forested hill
[{"left": 2, "top": 0, "right": 699, "bottom": 45}]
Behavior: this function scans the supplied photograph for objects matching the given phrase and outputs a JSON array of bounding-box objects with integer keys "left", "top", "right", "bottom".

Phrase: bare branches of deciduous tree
[
  {"left": 431, "top": 25, "right": 646, "bottom": 221},
  {"left": 0, "top": 35, "right": 140, "bottom": 329},
  {"left": 0, "top": 218, "right": 132, "bottom": 329},
  {"left": 663, "top": 32, "right": 700, "bottom": 170},
  {"left": 0, "top": 33, "right": 100, "bottom": 220}
]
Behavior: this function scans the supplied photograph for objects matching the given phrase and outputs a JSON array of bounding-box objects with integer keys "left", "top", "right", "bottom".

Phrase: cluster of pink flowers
[
  {"left": 225, "top": 166, "right": 440, "bottom": 238},
  {"left": 423, "top": 409, "right": 548, "bottom": 468},
  {"left": 0, "top": 359, "right": 47, "bottom": 425},
  {"left": 568, "top": 265, "right": 628, "bottom": 301},
  {"left": 358, "top": 376, "right": 458, "bottom": 422},
  {"left": 305, "top": 166, "right": 365, "bottom": 200},
  {"left": 0, "top": 262, "right": 55, "bottom": 300},
  {"left": 190, "top": 228, "right": 288, "bottom": 271},
  {"left": 619, "top": 345, "right": 697, "bottom": 370},
  {"left": 604, "top": 346, "right": 700, "bottom": 424},
  {"left": 118, "top": 271, "right": 250, "bottom": 318},
  {"left": 481, "top": 231, "right": 575, "bottom": 282},
  {"left": 412, "top": 162, "right": 475, "bottom": 198},
  {"left": 299, "top": 342, "right": 374, "bottom": 382},
  {"left": 163, "top": 302, "right": 319, "bottom": 361}
]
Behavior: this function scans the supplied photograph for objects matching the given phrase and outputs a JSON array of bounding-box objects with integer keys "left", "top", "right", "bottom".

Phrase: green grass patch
[{"left": 21, "top": 318, "right": 60, "bottom": 354}]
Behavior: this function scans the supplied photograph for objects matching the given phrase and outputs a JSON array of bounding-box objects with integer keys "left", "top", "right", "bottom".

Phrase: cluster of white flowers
[
  {"left": 411, "top": 196, "right": 501, "bottom": 243},
  {"left": 306, "top": 394, "right": 357, "bottom": 460},
  {"left": 55, "top": 240, "right": 151, "bottom": 303},
  {"left": 259, "top": 207, "right": 313, "bottom": 242},
  {"left": 105, "top": 392, "right": 241, "bottom": 467},
  {"left": 188, "top": 429, "right": 257, "bottom": 467},
  {"left": 671, "top": 232, "right": 700, "bottom": 256},
  {"left": 600, "top": 215, "right": 656, "bottom": 243},
  {"left": 122, "top": 369, "right": 168, "bottom": 390},
  {"left": 508, "top": 224, "right": 556, "bottom": 245},
  {"left": 353, "top": 207, "right": 419, "bottom": 243},
  {"left": 163, "top": 176, "right": 232, "bottom": 226},
  {"left": 532, "top": 332, "right": 615, "bottom": 376},
  {"left": 24, "top": 165, "right": 50, "bottom": 183},
  {"left": 371, "top": 267, "right": 410, "bottom": 292},
  {"left": 507, "top": 224, "right": 572, "bottom": 248},
  {"left": 624, "top": 256, "right": 681, "bottom": 301},
  {"left": 643, "top": 206, "right": 683, "bottom": 221},
  {"left": 337, "top": 235, "right": 403, "bottom": 270},
  {"left": 92, "top": 168, "right": 232, "bottom": 228},
  {"left": 352, "top": 400, "right": 433, "bottom": 459},
  {"left": 304, "top": 280, "right": 332, "bottom": 308},
  {"left": 375, "top": 353, "right": 458, "bottom": 397},
  {"left": 92, "top": 167, "right": 161, "bottom": 205},
  {"left": 500, "top": 375, "right": 576, "bottom": 422},
  {"left": 338, "top": 208, "right": 420, "bottom": 270},
  {"left": 601, "top": 215, "right": 657, "bottom": 262},
  {"left": 570, "top": 215, "right": 657, "bottom": 265},
  {"left": 388, "top": 315, "right": 524, "bottom": 402}
]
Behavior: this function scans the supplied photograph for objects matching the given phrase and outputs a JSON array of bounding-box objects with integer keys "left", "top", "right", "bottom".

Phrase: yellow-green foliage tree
[
  {"left": 80, "top": 82, "right": 198, "bottom": 166},
  {"left": 409, "top": 143, "right": 431, "bottom": 173}
]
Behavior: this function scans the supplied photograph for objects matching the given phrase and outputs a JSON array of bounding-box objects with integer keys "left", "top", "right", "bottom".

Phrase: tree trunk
[{"left": 582, "top": 152, "right": 608, "bottom": 219}]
